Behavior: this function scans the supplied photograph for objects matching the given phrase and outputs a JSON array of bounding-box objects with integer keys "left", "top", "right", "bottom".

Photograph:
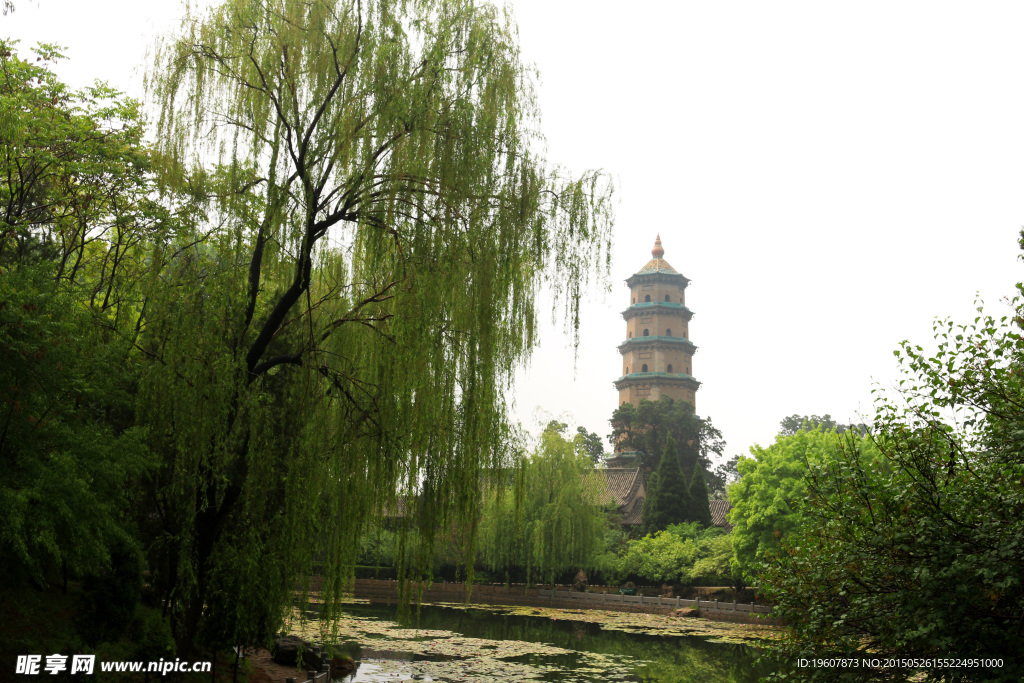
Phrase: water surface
[{"left": 318, "top": 601, "right": 775, "bottom": 682}]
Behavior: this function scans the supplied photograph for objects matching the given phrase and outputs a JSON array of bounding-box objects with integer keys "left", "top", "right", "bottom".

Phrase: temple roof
[
  {"left": 599, "top": 467, "right": 642, "bottom": 507},
  {"left": 709, "top": 499, "right": 732, "bottom": 531},
  {"left": 589, "top": 468, "right": 646, "bottom": 526}
]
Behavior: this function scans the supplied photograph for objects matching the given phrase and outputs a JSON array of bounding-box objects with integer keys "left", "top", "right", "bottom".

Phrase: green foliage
[
  {"left": 643, "top": 434, "right": 689, "bottom": 533},
  {"left": 617, "top": 529, "right": 696, "bottom": 585},
  {"left": 727, "top": 427, "right": 879, "bottom": 583},
  {"left": 129, "top": 606, "right": 176, "bottom": 662},
  {"left": 358, "top": 527, "right": 401, "bottom": 569},
  {"left": 0, "top": 263, "right": 153, "bottom": 587},
  {"left": 617, "top": 522, "right": 731, "bottom": 586},
  {"left": 77, "top": 534, "right": 145, "bottom": 645},
  {"left": 140, "top": 0, "right": 612, "bottom": 650},
  {"left": 0, "top": 40, "right": 167, "bottom": 293},
  {"left": 0, "top": 47, "right": 164, "bottom": 598},
  {"left": 574, "top": 425, "right": 605, "bottom": 465},
  {"left": 778, "top": 413, "right": 869, "bottom": 437},
  {"left": 0, "top": 40, "right": 182, "bottom": 661},
  {"left": 477, "top": 425, "right": 611, "bottom": 585},
  {"left": 686, "top": 462, "right": 712, "bottom": 527},
  {"left": 762, "top": 277, "right": 1024, "bottom": 679}
]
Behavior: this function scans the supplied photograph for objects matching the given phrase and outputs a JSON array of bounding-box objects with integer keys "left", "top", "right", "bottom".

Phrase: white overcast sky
[{"left": 6, "top": 1, "right": 1024, "bottom": 463}]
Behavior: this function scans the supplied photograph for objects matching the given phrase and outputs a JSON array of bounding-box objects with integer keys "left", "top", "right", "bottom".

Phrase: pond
[{"left": 289, "top": 601, "right": 777, "bottom": 682}]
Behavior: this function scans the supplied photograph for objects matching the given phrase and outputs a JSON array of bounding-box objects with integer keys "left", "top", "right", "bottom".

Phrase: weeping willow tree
[
  {"left": 141, "top": 0, "right": 612, "bottom": 653},
  {"left": 477, "top": 424, "right": 610, "bottom": 586}
]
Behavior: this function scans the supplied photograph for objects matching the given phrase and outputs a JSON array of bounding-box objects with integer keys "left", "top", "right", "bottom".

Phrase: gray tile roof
[
  {"left": 709, "top": 499, "right": 732, "bottom": 531},
  {"left": 593, "top": 468, "right": 646, "bottom": 526}
]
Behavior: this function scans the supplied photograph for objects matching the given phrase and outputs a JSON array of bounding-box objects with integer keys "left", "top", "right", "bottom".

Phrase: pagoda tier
[
  {"left": 621, "top": 301, "right": 694, "bottom": 322},
  {"left": 614, "top": 372, "right": 701, "bottom": 405},
  {"left": 618, "top": 336, "right": 697, "bottom": 355}
]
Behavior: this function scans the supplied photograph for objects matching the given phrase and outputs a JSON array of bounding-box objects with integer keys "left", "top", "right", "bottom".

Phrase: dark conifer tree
[
  {"left": 687, "top": 462, "right": 713, "bottom": 527},
  {"left": 640, "top": 471, "right": 660, "bottom": 536},
  {"left": 643, "top": 434, "right": 689, "bottom": 533}
]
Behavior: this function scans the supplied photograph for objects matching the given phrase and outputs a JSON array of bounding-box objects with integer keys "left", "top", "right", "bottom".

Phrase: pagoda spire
[{"left": 651, "top": 234, "right": 664, "bottom": 259}]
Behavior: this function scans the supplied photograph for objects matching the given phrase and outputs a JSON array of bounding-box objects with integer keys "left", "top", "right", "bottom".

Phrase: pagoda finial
[{"left": 651, "top": 234, "right": 664, "bottom": 259}]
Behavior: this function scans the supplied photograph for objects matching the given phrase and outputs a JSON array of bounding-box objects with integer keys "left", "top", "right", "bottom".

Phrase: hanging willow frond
[{"left": 140, "top": 0, "right": 613, "bottom": 651}]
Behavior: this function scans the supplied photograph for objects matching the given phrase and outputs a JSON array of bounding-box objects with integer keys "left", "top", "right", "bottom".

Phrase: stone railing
[
  {"left": 535, "top": 589, "right": 773, "bottom": 615},
  {"left": 344, "top": 579, "right": 774, "bottom": 620}
]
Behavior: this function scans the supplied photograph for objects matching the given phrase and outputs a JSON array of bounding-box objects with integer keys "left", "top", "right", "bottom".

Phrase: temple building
[{"left": 614, "top": 235, "right": 699, "bottom": 408}]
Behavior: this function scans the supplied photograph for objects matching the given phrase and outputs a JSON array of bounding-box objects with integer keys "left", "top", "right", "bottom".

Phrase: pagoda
[{"left": 614, "top": 235, "right": 699, "bottom": 408}]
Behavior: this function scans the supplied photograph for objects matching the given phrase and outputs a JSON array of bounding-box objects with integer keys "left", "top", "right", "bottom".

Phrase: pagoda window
[
  {"left": 632, "top": 297, "right": 635, "bottom": 303},
  {"left": 664, "top": 295, "right": 670, "bottom": 301},
  {"left": 666, "top": 328, "right": 672, "bottom": 336},
  {"left": 667, "top": 364, "right": 673, "bottom": 372},
  {"left": 642, "top": 329, "right": 649, "bottom": 336},
  {"left": 628, "top": 332, "right": 632, "bottom": 338},
  {"left": 625, "top": 367, "right": 629, "bottom": 374},
  {"left": 641, "top": 364, "right": 648, "bottom": 372},
  {"left": 644, "top": 295, "right": 651, "bottom": 302}
]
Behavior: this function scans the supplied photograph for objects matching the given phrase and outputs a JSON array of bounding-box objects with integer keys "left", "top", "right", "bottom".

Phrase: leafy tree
[
  {"left": 762, "top": 277, "right": 1024, "bottom": 679},
  {"left": 778, "top": 413, "right": 869, "bottom": 437},
  {"left": 726, "top": 427, "right": 879, "bottom": 583},
  {"left": 477, "top": 426, "right": 610, "bottom": 585},
  {"left": 534, "top": 421, "right": 602, "bottom": 466},
  {"left": 574, "top": 426, "right": 604, "bottom": 465},
  {"left": 0, "top": 40, "right": 171, "bottom": 299},
  {"left": 0, "top": 43, "right": 158, "bottom": 595},
  {"left": 643, "top": 434, "right": 689, "bottom": 533},
  {"left": 688, "top": 532, "right": 734, "bottom": 588},
  {"left": 609, "top": 396, "right": 724, "bottom": 478},
  {"left": 0, "top": 266, "right": 153, "bottom": 590},
  {"left": 545, "top": 420, "right": 569, "bottom": 435},
  {"left": 617, "top": 526, "right": 697, "bottom": 585},
  {"left": 617, "top": 522, "right": 731, "bottom": 586},
  {"left": 142, "top": 0, "right": 612, "bottom": 651}
]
